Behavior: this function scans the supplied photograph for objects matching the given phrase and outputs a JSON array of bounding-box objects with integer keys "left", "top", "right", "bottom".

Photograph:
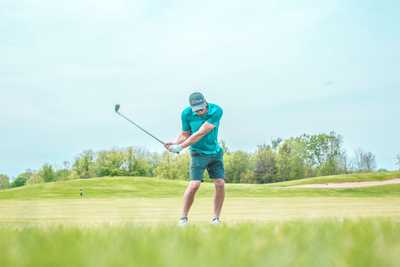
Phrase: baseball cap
[{"left": 189, "top": 92, "right": 207, "bottom": 112}]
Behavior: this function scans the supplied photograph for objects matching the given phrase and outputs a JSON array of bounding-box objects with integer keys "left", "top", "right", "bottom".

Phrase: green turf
[
  {"left": 1, "top": 172, "right": 400, "bottom": 200},
  {"left": 1, "top": 173, "right": 399, "bottom": 266},
  {"left": 272, "top": 171, "right": 400, "bottom": 187},
  {"left": 1, "top": 198, "right": 399, "bottom": 226},
  {"left": 1, "top": 219, "right": 399, "bottom": 267}
]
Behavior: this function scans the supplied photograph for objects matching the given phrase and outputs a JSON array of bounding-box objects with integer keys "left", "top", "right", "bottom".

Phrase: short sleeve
[
  {"left": 181, "top": 111, "right": 191, "bottom": 132},
  {"left": 207, "top": 106, "right": 223, "bottom": 126}
]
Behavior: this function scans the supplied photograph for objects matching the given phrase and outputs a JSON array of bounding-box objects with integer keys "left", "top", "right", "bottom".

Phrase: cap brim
[{"left": 192, "top": 103, "right": 207, "bottom": 112}]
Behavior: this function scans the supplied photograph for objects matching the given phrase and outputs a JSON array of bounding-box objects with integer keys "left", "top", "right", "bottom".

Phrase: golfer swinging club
[{"left": 165, "top": 92, "right": 225, "bottom": 226}]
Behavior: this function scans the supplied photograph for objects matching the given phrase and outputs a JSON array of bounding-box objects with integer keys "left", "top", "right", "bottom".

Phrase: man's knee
[
  {"left": 189, "top": 181, "right": 201, "bottom": 192},
  {"left": 214, "top": 179, "right": 225, "bottom": 189}
]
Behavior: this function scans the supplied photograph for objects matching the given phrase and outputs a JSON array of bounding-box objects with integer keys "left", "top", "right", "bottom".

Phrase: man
[{"left": 165, "top": 92, "right": 225, "bottom": 226}]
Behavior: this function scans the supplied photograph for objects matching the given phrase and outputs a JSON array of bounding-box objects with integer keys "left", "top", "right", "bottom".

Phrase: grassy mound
[
  {"left": 1, "top": 172, "right": 400, "bottom": 200},
  {"left": 0, "top": 177, "right": 188, "bottom": 199}
]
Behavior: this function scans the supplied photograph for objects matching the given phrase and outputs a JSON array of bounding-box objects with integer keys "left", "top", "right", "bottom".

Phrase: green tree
[
  {"left": 38, "top": 164, "right": 56, "bottom": 182},
  {"left": 238, "top": 169, "right": 256, "bottom": 184},
  {"left": 271, "top": 137, "right": 283, "bottom": 150},
  {"left": 125, "top": 147, "right": 137, "bottom": 175},
  {"left": 154, "top": 152, "right": 189, "bottom": 180},
  {"left": 95, "top": 149, "right": 126, "bottom": 177},
  {"left": 73, "top": 150, "right": 95, "bottom": 178},
  {"left": 123, "top": 147, "right": 152, "bottom": 176},
  {"left": 26, "top": 173, "right": 44, "bottom": 185},
  {"left": 0, "top": 174, "right": 10, "bottom": 190},
  {"left": 301, "top": 132, "right": 345, "bottom": 176},
  {"left": 146, "top": 152, "right": 162, "bottom": 176},
  {"left": 55, "top": 161, "right": 72, "bottom": 181},
  {"left": 254, "top": 145, "right": 278, "bottom": 183},
  {"left": 11, "top": 170, "right": 33, "bottom": 187},
  {"left": 224, "top": 151, "right": 252, "bottom": 183},
  {"left": 277, "top": 139, "right": 307, "bottom": 180}
]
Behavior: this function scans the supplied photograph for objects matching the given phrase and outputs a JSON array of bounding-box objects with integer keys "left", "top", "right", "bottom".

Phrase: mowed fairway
[
  {"left": 0, "top": 174, "right": 400, "bottom": 225},
  {"left": 1, "top": 197, "right": 400, "bottom": 226},
  {"left": 1, "top": 174, "right": 400, "bottom": 267}
]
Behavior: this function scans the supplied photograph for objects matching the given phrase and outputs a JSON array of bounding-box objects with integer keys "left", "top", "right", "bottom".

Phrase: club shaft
[{"left": 116, "top": 112, "right": 165, "bottom": 145}]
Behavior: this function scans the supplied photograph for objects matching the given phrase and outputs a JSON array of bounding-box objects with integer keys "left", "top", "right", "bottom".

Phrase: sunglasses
[{"left": 195, "top": 108, "right": 206, "bottom": 113}]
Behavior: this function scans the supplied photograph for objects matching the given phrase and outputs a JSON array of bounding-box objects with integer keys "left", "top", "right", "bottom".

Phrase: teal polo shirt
[{"left": 181, "top": 103, "right": 223, "bottom": 155}]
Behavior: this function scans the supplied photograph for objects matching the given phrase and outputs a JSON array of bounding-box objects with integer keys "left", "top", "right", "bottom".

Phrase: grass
[
  {"left": 0, "top": 176, "right": 187, "bottom": 199},
  {"left": 1, "top": 172, "right": 399, "bottom": 266},
  {"left": 1, "top": 197, "right": 399, "bottom": 226},
  {"left": 272, "top": 171, "right": 400, "bottom": 187},
  {"left": 1, "top": 219, "right": 399, "bottom": 267},
  {"left": 1, "top": 171, "right": 400, "bottom": 200}
]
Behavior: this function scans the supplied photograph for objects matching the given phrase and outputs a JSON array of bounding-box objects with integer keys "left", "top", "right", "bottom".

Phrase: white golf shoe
[
  {"left": 211, "top": 217, "right": 221, "bottom": 225},
  {"left": 178, "top": 217, "right": 189, "bottom": 227}
]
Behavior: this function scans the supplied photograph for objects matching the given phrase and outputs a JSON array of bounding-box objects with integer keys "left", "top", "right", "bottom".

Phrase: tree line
[{"left": 1, "top": 131, "right": 399, "bottom": 189}]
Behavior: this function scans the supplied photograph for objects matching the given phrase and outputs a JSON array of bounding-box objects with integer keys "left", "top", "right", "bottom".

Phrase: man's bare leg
[
  {"left": 213, "top": 179, "right": 225, "bottom": 219},
  {"left": 181, "top": 181, "right": 201, "bottom": 218}
]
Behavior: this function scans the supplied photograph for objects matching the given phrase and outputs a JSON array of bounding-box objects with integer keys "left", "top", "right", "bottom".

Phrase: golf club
[{"left": 114, "top": 104, "right": 166, "bottom": 146}]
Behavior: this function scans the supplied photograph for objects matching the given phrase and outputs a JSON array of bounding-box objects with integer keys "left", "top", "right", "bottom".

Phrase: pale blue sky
[{"left": 1, "top": 0, "right": 399, "bottom": 177}]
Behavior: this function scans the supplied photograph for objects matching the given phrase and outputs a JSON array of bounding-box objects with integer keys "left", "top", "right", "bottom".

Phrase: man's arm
[
  {"left": 175, "top": 131, "right": 191, "bottom": 145},
  {"left": 180, "top": 122, "right": 215, "bottom": 149},
  {"left": 164, "top": 131, "right": 190, "bottom": 149}
]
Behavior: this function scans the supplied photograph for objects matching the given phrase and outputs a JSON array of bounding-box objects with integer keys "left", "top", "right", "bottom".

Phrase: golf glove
[{"left": 169, "top": 144, "right": 183, "bottom": 154}]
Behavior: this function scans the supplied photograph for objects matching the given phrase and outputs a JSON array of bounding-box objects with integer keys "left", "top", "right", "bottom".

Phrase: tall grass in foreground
[{"left": 1, "top": 219, "right": 399, "bottom": 267}]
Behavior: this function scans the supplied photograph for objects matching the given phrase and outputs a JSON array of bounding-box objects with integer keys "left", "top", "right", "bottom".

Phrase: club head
[{"left": 115, "top": 104, "right": 120, "bottom": 113}]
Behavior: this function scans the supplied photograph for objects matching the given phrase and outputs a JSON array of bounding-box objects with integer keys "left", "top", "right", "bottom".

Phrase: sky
[{"left": 1, "top": 0, "right": 399, "bottom": 177}]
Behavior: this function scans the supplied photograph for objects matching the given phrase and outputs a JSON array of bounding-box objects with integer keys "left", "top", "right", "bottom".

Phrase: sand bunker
[{"left": 288, "top": 178, "right": 400, "bottom": 189}]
